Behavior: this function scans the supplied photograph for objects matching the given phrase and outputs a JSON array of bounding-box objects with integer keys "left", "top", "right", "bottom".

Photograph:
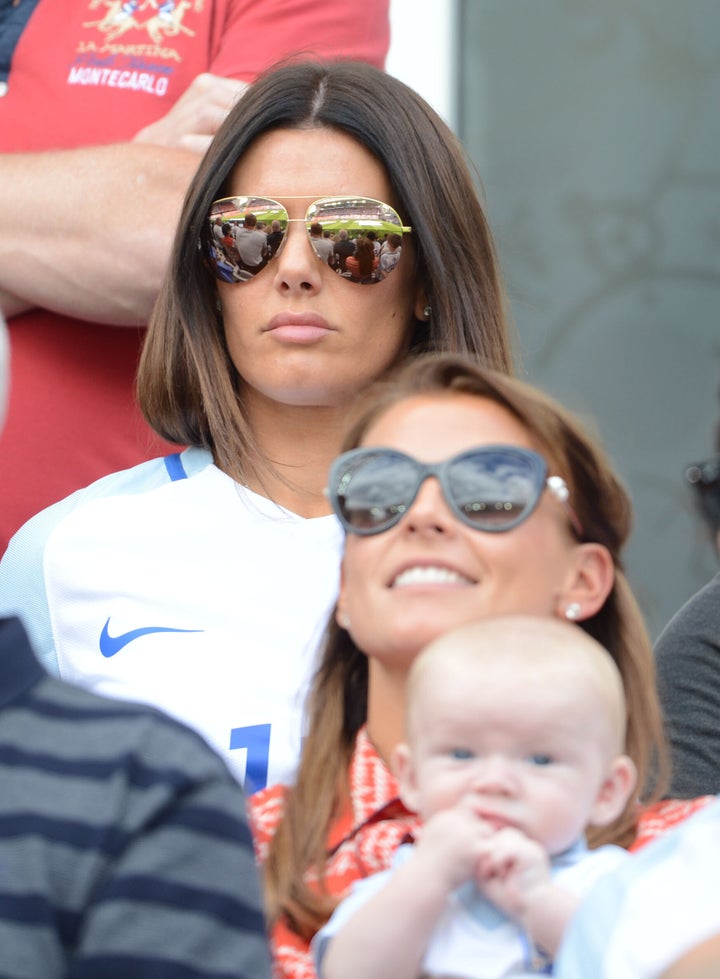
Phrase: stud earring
[
  {"left": 423, "top": 305, "right": 432, "bottom": 320},
  {"left": 565, "top": 602, "right": 581, "bottom": 621},
  {"left": 339, "top": 612, "right": 351, "bottom": 630}
]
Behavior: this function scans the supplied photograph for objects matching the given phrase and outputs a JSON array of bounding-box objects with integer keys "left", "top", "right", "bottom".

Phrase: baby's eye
[
  {"left": 527, "top": 753, "right": 553, "bottom": 766},
  {"left": 449, "top": 747, "right": 475, "bottom": 761}
]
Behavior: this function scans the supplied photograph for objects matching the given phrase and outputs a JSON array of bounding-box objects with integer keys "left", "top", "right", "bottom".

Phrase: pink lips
[
  {"left": 476, "top": 812, "right": 513, "bottom": 832},
  {"left": 264, "top": 312, "right": 333, "bottom": 344}
]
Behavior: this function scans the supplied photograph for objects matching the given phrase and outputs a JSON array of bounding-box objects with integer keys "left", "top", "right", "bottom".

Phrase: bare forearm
[
  {"left": 519, "top": 882, "right": 579, "bottom": 960},
  {"left": 0, "top": 143, "right": 199, "bottom": 325},
  {"left": 0, "top": 286, "right": 29, "bottom": 319},
  {"left": 321, "top": 861, "right": 450, "bottom": 979}
]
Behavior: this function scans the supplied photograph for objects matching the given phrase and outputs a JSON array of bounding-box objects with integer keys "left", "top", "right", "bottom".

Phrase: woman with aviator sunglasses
[
  {"left": 0, "top": 62, "right": 512, "bottom": 795},
  {"left": 250, "top": 353, "right": 669, "bottom": 979}
]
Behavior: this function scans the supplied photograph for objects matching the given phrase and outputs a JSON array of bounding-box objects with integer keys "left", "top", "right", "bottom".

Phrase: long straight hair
[
  {"left": 265, "top": 353, "right": 669, "bottom": 939},
  {"left": 138, "top": 60, "right": 514, "bottom": 486}
]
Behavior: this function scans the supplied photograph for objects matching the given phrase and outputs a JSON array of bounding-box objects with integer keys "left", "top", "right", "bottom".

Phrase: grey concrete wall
[{"left": 456, "top": 0, "right": 720, "bottom": 638}]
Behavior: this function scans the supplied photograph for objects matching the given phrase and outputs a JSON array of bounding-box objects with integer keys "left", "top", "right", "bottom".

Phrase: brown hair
[
  {"left": 351, "top": 236, "right": 376, "bottom": 277},
  {"left": 138, "top": 60, "right": 513, "bottom": 487},
  {"left": 265, "top": 352, "right": 668, "bottom": 939}
]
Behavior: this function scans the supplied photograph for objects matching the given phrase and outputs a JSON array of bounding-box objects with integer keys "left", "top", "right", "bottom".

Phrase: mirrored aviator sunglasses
[
  {"left": 327, "top": 445, "right": 584, "bottom": 537},
  {"left": 204, "top": 195, "right": 411, "bottom": 285}
]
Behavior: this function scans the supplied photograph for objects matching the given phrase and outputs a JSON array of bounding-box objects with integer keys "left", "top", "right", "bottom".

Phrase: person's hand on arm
[
  {"left": 133, "top": 72, "right": 248, "bottom": 153},
  {"left": 475, "top": 828, "right": 580, "bottom": 963},
  {"left": 0, "top": 74, "right": 247, "bottom": 324},
  {"left": 320, "top": 798, "right": 495, "bottom": 979}
]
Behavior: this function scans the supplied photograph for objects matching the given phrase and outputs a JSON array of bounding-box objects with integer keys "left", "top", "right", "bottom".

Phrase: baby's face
[{"left": 405, "top": 662, "right": 618, "bottom": 855}]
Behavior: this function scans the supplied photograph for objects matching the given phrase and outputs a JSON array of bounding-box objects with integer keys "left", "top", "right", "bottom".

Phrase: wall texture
[{"left": 457, "top": 0, "right": 720, "bottom": 637}]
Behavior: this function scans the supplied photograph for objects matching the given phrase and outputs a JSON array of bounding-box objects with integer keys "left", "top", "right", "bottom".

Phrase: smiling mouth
[{"left": 391, "top": 566, "right": 476, "bottom": 588}]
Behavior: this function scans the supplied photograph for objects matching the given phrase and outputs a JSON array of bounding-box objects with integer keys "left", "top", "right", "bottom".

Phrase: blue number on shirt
[{"left": 229, "top": 723, "right": 271, "bottom": 795}]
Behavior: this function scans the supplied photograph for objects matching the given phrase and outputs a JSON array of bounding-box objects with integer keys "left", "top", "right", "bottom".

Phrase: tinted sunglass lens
[
  {"left": 308, "top": 198, "right": 405, "bottom": 281},
  {"left": 337, "top": 453, "right": 417, "bottom": 532},
  {"left": 449, "top": 451, "right": 538, "bottom": 529},
  {"left": 207, "top": 197, "right": 287, "bottom": 282}
]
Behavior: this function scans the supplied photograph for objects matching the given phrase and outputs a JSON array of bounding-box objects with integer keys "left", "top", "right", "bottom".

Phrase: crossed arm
[{"left": 0, "top": 73, "right": 247, "bottom": 324}]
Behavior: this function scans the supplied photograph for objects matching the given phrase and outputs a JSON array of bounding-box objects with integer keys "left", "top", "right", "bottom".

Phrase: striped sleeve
[{"left": 0, "top": 663, "right": 271, "bottom": 979}]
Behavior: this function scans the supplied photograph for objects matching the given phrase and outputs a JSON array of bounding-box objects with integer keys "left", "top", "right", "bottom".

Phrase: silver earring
[
  {"left": 215, "top": 298, "right": 222, "bottom": 312},
  {"left": 423, "top": 305, "right": 432, "bottom": 319},
  {"left": 339, "top": 612, "right": 351, "bottom": 630},
  {"left": 565, "top": 602, "right": 581, "bottom": 621}
]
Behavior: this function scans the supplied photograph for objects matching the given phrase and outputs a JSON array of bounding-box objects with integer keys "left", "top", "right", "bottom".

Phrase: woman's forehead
[
  {"left": 360, "top": 393, "right": 537, "bottom": 457},
  {"left": 227, "top": 127, "right": 395, "bottom": 205}
]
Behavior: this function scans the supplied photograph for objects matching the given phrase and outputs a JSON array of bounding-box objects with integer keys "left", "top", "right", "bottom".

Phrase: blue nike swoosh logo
[{"left": 99, "top": 618, "right": 203, "bottom": 658}]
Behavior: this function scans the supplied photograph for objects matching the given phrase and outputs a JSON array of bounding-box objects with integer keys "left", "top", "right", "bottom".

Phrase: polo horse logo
[
  {"left": 83, "top": 0, "right": 196, "bottom": 44},
  {"left": 145, "top": 1, "right": 196, "bottom": 43},
  {"left": 83, "top": 0, "right": 143, "bottom": 41}
]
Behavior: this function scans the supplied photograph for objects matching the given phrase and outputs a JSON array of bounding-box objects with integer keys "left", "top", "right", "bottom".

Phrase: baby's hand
[
  {"left": 475, "top": 827, "right": 551, "bottom": 922},
  {"left": 413, "top": 796, "right": 497, "bottom": 893}
]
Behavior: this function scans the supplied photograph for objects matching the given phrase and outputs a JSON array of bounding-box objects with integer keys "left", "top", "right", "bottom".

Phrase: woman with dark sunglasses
[
  {"left": 250, "top": 353, "right": 670, "bottom": 979},
  {"left": 0, "top": 62, "right": 512, "bottom": 795}
]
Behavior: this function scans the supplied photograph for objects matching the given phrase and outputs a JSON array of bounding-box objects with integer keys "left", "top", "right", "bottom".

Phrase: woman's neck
[
  {"left": 235, "top": 396, "right": 350, "bottom": 518},
  {"left": 366, "top": 660, "right": 409, "bottom": 770}
]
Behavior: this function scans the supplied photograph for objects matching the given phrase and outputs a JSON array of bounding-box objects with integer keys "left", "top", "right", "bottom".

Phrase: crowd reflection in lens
[{"left": 206, "top": 198, "right": 406, "bottom": 284}]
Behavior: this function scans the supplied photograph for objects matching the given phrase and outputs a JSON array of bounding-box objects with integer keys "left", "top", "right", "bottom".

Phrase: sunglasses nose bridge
[
  {"left": 400, "top": 464, "right": 456, "bottom": 530},
  {"left": 272, "top": 218, "right": 324, "bottom": 278},
  {"left": 283, "top": 217, "right": 311, "bottom": 245}
]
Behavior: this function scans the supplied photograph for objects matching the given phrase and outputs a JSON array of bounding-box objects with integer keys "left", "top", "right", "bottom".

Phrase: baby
[{"left": 314, "top": 615, "right": 637, "bottom": 978}]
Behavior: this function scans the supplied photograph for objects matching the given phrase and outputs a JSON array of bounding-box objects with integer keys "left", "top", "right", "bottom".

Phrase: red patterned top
[
  {"left": 630, "top": 795, "right": 716, "bottom": 851},
  {"left": 249, "top": 727, "right": 421, "bottom": 979}
]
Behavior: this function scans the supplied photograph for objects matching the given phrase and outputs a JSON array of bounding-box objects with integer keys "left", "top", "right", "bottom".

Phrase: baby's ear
[
  {"left": 391, "top": 743, "right": 420, "bottom": 814},
  {"left": 589, "top": 755, "right": 637, "bottom": 827}
]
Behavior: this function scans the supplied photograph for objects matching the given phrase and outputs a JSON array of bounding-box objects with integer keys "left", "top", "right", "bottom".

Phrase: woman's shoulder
[
  {"left": 3, "top": 447, "right": 214, "bottom": 574},
  {"left": 656, "top": 571, "right": 720, "bottom": 650},
  {"left": 0, "top": 448, "right": 215, "bottom": 672},
  {"left": 17, "top": 448, "right": 213, "bottom": 528},
  {"left": 631, "top": 795, "right": 717, "bottom": 851}
]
